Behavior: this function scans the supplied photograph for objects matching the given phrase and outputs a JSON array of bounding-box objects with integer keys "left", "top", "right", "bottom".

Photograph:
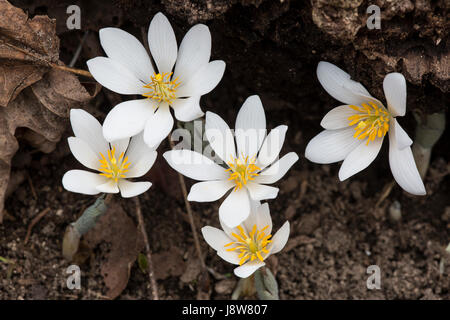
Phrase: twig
[
  {"left": 69, "top": 31, "right": 89, "bottom": 67},
  {"left": 168, "top": 136, "right": 206, "bottom": 270},
  {"left": 0, "top": 40, "right": 93, "bottom": 78},
  {"left": 24, "top": 207, "right": 51, "bottom": 244},
  {"left": 375, "top": 180, "right": 396, "bottom": 208},
  {"left": 26, "top": 172, "right": 37, "bottom": 200},
  {"left": 133, "top": 197, "right": 159, "bottom": 300},
  {"left": 51, "top": 64, "right": 92, "bottom": 78}
]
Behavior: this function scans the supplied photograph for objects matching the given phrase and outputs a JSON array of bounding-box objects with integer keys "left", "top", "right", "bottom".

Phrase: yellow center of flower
[
  {"left": 224, "top": 225, "right": 272, "bottom": 265},
  {"left": 226, "top": 155, "right": 260, "bottom": 191},
  {"left": 98, "top": 146, "right": 131, "bottom": 182},
  {"left": 142, "top": 72, "right": 180, "bottom": 104},
  {"left": 347, "top": 101, "right": 390, "bottom": 145}
]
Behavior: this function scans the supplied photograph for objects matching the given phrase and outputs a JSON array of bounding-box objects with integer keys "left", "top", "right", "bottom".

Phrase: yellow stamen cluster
[
  {"left": 224, "top": 225, "right": 272, "bottom": 265},
  {"left": 226, "top": 155, "right": 260, "bottom": 191},
  {"left": 98, "top": 146, "right": 131, "bottom": 182},
  {"left": 347, "top": 102, "right": 390, "bottom": 145},
  {"left": 142, "top": 72, "right": 180, "bottom": 104}
]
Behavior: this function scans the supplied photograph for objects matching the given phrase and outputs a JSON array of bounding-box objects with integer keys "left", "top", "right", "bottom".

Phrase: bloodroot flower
[
  {"left": 62, "top": 109, "right": 157, "bottom": 198},
  {"left": 201, "top": 202, "right": 290, "bottom": 278},
  {"left": 164, "top": 95, "right": 299, "bottom": 228},
  {"left": 87, "top": 12, "right": 225, "bottom": 148},
  {"left": 305, "top": 61, "right": 425, "bottom": 195}
]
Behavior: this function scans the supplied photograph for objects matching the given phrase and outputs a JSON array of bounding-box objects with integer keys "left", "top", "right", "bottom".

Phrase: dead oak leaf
[
  {"left": 0, "top": 1, "right": 94, "bottom": 222},
  {"left": 84, "top": 199, "right": 144, "bottom": 299},
  {"left": 0, "top": 69, "right": 92, "bottom": 222},
  {"left": 0, "top": 0, "right": 60, "bottom": 107}
]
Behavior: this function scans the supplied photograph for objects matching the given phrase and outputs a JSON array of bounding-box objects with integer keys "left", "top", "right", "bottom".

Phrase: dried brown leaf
[
  {"left": 0, "top": 68, "right": 92, "bottom": 222},
  {"left": 0, "top": 1, "right": 93, "bottom": 222},
  {"left": 84, "top": 200, "right": 144, "bottom": 299},
  {"left": 0, "top": 0, "right": 60, "bottom": 107}
]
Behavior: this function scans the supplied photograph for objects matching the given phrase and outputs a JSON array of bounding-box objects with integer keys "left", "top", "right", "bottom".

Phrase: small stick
[
  {"left": 375, "top": 180, "right": 396, "bottom": 208},
  {"left": 168, "top": 136, "right": 206, "bottom": 270},
  {"left": 134, "top": 197, "right": 159, "bottom": 300},
  {"left": 24, "top": 207, "right": 51, "bottom": 244},
  {"left": 0, "top": 40, "right": 93, "bottom": 78},
  {"left": 26, "top": 172, "right": 37, "bottom": 200},
  {"left": 69, "top": 31, "right": 89, "bottom": 67},
  {"left": 51, "top": 64, "right": 92, "bottom": 78}
]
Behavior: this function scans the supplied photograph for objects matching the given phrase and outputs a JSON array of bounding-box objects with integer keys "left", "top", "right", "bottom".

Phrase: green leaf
[{"left": 138, "top": 253, "right": 148, "bottom": 274}]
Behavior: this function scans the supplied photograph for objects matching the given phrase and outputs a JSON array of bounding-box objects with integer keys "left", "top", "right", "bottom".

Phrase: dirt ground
[{"left": 0, "top": 0, "right": 449, "bottom": 300}]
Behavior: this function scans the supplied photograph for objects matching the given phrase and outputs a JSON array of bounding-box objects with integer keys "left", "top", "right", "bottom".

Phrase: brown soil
[{"left": 1, "top": 0, "right": 449, "bottom": 300}]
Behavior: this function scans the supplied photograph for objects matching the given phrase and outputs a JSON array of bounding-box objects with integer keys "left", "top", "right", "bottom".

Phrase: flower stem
[
  {"left": 168, "top": 135, "right": 206, "bottom": 270},
  {"left": 62, "top": 194, "right": 112, "bottom": 261},
  {"left": 412, "top": 112, "right": 445, "bottom": 179},
  {"left": 254, "top": 267, "right": 279, "bottom": 300},
  {"left": 134, "top": 196, "right": 159, "bottom": 300},
  {"left": 231, "top": 274, "right": 256, "bottom": 300}
]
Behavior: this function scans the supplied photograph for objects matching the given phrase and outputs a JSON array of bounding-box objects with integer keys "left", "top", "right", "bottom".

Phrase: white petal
[
  {"left": 388, "top": 124, "right": 426, "bottom": 195},
  {"left": 118, "top": 180, "right": 152, "bottom": 198},
  {"left": 111, "top": 137, "right": 130, "bottom": 157},
  {"left": 163, "top": 149, "right": 229, "bottom": 181},
  {"left": 320, "top": 105, "right": 359, "bottom": 130},
  {"left": 383, "top": 73, "right": 406, "bottom": 117},
  {"left": 99, "top": 27, "right": 154, "bottom": 83},
  {"left": 305, "top": 127, "right": 361, "bottom": 164},
  {"left": 103, "top": 99, "right": 155, "bottom": 142},
  {"left": 234, "top": 260, "right": 265, "bottom": 278},
  {"left": 67, "top": 137, "right": 100, "bottom": 170},
  {"left": 187, "top": 180, "right": 234, "bottom": 202},
  {"left": 257, "top": 203, "right": 273, "bottom": 235},
  {"left": 338, "top": 136, "right": 384, "bottom": 181},
  {"left": 243, "top": 202, "right": 272, "bottom": 236},
  {"left": 87, "top": 57, "right": 146, "bottom": 95},
  {"left": 246, "top": 182, "right": 279, "bottom": 201},
  {"left": 219, "top": 189, "right": 250, "bottom": 228},
  {"left": 70, "top": 109, "right": 109, "bottom": 156},
  {"left": 219, "top": 217, "right": 242, "bottom": 239},
  {"left": 148, "top": 12, "right": 177, "bottom": 74},
  {"left": 235, "top": 95, "right": 267, "bottom": 157},
  {"left": 62, "top": 170, "right": 106, "bottom": 195},
  {"left": 96, "top": 179, "right": 120, "bottom": 193},
  {"left": 255, "top": 152, "right": 299, "bottom": 184},
  {"left": 270, "top": 221, "right": 290, "bottom": 255},
  {"left": 126, "top": 131, "right": 158, "bottom": 163},
  {"left": 257, "top": 125, "right": 287, "bottom": 169},
  {"left": 172, "top": 96, "right": 204, "bottom": 122},
  {"left": 143, "top": 103, "right": 174, "bottom": 148},
  {"left": 173, "top": 24, "right": 211, "bottom": 84},
  {"left": 205, "top": 111, "right": 236, "bottom": 162},
  {"left": 126, "top": 150, "right": 157, "bottom": 178},
  {"left": 176, "top": 60, "right": 225, "bottom": 97},
  {"left": 217, "top": 249, "right": 240, "bottom": 265},
  {"left": 201, "top": 226, "right": 231, "bottom": 252},
  {"left": 317, "top": 61, "right": 373, "bottom": 105},
  {"left": 392, "top": 118, "right": 412, "bottom": 150}
]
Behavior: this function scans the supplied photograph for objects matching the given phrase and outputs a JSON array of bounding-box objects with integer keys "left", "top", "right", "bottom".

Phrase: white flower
[
  {"left": 87, "top": 12, "right": 226, "bottom": 148},
  {"left": 164, "top": 95, "right": 299, "bottom": 228},
  {"left": 202, "top": 202, "right": 290, "bottom": 278},
  {"left": 62, "top": 109, "right": 157, "bottom": 198},
  {"left": 305, "top": 61, "right": 426, "bottom": 195}
]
